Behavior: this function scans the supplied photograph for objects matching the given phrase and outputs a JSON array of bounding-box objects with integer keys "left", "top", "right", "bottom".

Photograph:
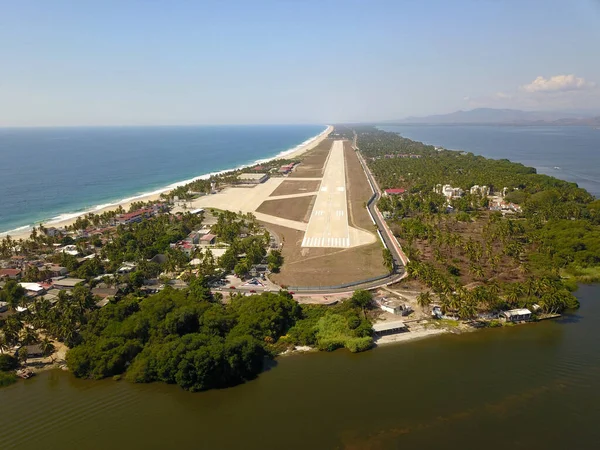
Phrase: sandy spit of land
[{"left": 5, "top": 125, "right": 333, "bottom": 241}]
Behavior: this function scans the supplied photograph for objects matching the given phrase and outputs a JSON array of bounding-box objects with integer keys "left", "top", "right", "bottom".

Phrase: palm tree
[
  {"left": 19, "top": 327, "right": 39, "bottom": 345},
  {"left": 39, "top": 337, "right": 55, "bottom": 357},
  {"left": 3, "top": 316, "right": 23, "bottom": 346},
  {"left": 458, "top": 300, "right": 477, "bottom": 320},
  {"left": 505, "top": 283, "right": 523, "bottom": 305},
  {"left": 0, "top": 333, "right": 9, "bottom": 354},
  {"left": 417, "top": 291, "right": 433, "bottom": 310}
]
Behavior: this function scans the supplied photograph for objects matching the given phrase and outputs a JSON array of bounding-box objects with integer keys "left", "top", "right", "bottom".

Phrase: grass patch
[
  {"left": 283, "top": 302, "right": 374, "bottom": 353},
  {"left": 562, "top": 266, "right": 600, "bottom": 283},
  {"left": 439, "top": 319, "right": 460, "bottom": 328},
  {"left": 0, "top": 371, "right": 18, "bottom": 388}
]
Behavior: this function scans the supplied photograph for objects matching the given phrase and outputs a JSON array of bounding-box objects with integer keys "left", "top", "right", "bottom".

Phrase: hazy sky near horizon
[{"left": 2, "top": 0, "right": 600, "bottom": 126}]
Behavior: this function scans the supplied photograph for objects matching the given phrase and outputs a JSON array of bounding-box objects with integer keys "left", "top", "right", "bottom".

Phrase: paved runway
[{"left": 301, "top": 140, "right": 351, "bottom": 248}]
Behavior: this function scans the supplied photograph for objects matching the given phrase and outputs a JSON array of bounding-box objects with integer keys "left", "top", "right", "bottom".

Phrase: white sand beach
[{"left": 4, "top": 126, "right": 333, "bottom": 241}]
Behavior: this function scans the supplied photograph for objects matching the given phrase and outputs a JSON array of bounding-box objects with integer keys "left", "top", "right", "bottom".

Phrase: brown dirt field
[
  {"left": 269, "top": 180, "right": 321, "bottom": 197},
  {"left": 289, "top": 139, "right": 333, "bottom": 178},
  {"left": 256, "top": 196, "right": 315, "bottom": 223},
  {"left": 344, "top": 141, "right": 377, "bottom": 232},
  {"left": 262, "top": 222, "right": 387, "bottom": 287},
  {"left": 255, "top": 140, "right": 387, "bottom": 288},
  {"left": 391, "top": 212, "right": 528, "bottom": 286}
]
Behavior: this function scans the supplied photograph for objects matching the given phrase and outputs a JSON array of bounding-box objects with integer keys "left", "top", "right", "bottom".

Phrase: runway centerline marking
[{"left": 301, "top": 140, "right": 350, "bottom": 248}]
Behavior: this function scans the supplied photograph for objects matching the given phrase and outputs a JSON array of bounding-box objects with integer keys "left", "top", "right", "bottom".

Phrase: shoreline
[
  {"left": 376, "top": 124, "right": 600, "bottom": 199},
  {"left": 1, "top": 125, "right": 333, "bottom": 240}
]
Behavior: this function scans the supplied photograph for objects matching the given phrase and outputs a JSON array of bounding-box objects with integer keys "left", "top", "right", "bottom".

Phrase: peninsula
[{"left": 2, "top": 125, "right": 599, "bottom": 390}]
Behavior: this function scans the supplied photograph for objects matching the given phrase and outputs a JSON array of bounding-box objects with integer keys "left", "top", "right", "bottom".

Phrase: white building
[
  {"left": 19, "top": 282, "right": 46, "bottom": 297},
  {"left": 470, "top": 185, "right": 490, "bottom": 196},
  {"left": 434, "top": 184, "right": 464, "bottom": 199},
  {"left": 501, "top": 308, "right": 532, "bottom": 322}
]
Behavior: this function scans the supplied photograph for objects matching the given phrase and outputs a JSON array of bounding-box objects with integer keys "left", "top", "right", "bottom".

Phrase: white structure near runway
[{"left": 301, "top": 140, "right": 374, "bottom": 249}]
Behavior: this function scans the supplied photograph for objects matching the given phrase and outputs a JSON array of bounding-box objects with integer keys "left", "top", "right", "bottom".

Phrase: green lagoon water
[{"left": 1, "top": 284, "right": 599, "bottom": 450}]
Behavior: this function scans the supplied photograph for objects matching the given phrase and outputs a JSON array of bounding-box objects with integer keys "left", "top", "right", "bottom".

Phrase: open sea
[
  {"left": 0, "top": 125, "right": 326, "bottom": 234},
  {"left": 1, "top": 124, "right": 599, "bottom": 235},
  {"left": 378, "top": 125, "right": 600, "bottom": 198}
]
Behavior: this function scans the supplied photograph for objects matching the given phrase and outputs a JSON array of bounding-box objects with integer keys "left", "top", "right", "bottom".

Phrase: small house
[
  {"left": 200, "top": 234, "right": 217, "bottom": 246},
  {"left": 19, "top": 282, "right": 46, "bottom": 297},
  {"left": 46, "top": 265, "right": 68, "bottom": 277},
  {"left": 52, "top": 277, "right": 85, "bottom": 290},
  {"left": 44, "top": 227, "right": 63, "bottom": 237},
  {"left": 117, "top": 262, "right": 137, "bottom": 274},
  {"left": 501, "top": 308, "right": 532, "bottom": 322},
  {"left": 0, "top": 268, "right": 22, "bottom": 280},
  {"left": 116, "top": 208, "right": 153, "bottom": 225},
  {"left": 20, "top": 344, "right": 44, "bottom": 359}
]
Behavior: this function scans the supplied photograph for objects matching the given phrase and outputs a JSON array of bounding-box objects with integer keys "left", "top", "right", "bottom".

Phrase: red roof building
[
  {"left": 116, "top": 208, "right": 153, "bottom": 225},
  {"left": 0, "top": 268, "right": 22, "bottom": 279},
  {"left": 384, "top": 188, "right": 406, "bottom": 196}
]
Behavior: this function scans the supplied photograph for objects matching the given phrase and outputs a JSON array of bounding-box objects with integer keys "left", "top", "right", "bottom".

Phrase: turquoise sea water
[
  {"left": 378, "top": 125, "right": 600, "bottom": 198},
  {"left": 0, "top": 125, "right": 326, "bottom": 234}
]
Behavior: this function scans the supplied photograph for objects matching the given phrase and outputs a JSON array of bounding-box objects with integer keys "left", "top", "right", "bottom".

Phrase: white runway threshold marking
[{"left": 301, "top": 140, "right": 351, "bottom": 248}]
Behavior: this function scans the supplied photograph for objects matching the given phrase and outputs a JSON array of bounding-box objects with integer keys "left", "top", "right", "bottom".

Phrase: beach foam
[{"left": 1, "top": 125, "right": 331, "bottom": 238}]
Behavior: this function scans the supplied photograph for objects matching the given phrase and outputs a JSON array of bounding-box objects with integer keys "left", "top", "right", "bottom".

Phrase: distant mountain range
[{"left": 390, "top": 108, "right": 600, "bottom": 126}]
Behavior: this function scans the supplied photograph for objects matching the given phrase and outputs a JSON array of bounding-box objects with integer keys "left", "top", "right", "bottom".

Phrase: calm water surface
[
  {"left": 378, "top": 125, "right": 600, "bottom": 198},
  {"left": 0, "top": 125, "right": 325, "bottom": 233},
  {"left": 1, "top": 285, "right": 599, "bottom": 449}
]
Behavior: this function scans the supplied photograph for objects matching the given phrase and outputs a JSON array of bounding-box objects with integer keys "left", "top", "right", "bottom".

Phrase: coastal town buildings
[
  {"left": 434, "top": 184, "right": 464, "bottom": 199},
  {"left": 488, "top": 199, "right": 522, "bottom": 213},
  {"left": 116, "top": 208, "right": 154, "bottom": 225},
  {"left": 470, "top": 185, "right": 490, "bottom": 196}
]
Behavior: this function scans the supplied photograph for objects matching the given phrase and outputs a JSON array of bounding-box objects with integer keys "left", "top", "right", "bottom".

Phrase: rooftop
[
  {"left": 504, "top": 308, "right": 532, "bottom": 316},
  {"left": 52, "top": 277, "right": 85, "bottom": 288},
  {"left": 0, "top": 268, "right": 21, "bottom": 276},
  {"left": 373, "top": 320, "right": 407, "bottom": 332},
  {"left": 384, "top": 188, "right": 406, "bottom": 195},
  {"left": 19, "top": 282, "right": 45, "bottom": 292}
]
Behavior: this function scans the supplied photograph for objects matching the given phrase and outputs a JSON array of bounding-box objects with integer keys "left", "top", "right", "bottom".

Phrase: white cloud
[
  {"left": 464, "top": 74, "right": 599, "bottom": 111},
  {"left": 520, "top": 74, "right": 595, "bottom": 93}
]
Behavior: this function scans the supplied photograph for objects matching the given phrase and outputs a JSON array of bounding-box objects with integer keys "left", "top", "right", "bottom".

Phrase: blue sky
[{"left": 2, "top": 0, "right": 600, "bottom": 126}]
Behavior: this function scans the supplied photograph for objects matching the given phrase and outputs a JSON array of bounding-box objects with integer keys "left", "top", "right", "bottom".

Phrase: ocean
[
  {"left": 378, "top": 125, "right": 600, "bottom": 198},
  {"left": 0, "top": 125, "right": 326, "bottom": 234}
]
